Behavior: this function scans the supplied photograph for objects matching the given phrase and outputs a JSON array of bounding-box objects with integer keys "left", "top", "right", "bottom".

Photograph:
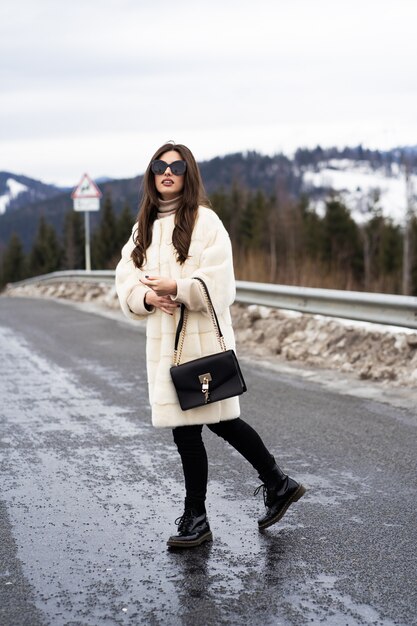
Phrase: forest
[{"left": 1, "top": 184, "right": 416, "bottom": 296}]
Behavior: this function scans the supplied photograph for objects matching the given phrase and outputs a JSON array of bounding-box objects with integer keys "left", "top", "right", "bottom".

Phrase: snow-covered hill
[
  {"left": 0, "top": 178, "right": 28, "bottom": 214},
  {"left": 0, "top": 172, "right": 64, "bottom": 214},
  {"left": 302, "top": 159, "right": 417, "bottom": 224}
]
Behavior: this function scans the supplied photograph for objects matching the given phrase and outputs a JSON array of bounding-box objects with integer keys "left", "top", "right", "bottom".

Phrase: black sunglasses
[{"left": 151, "top": 159, "right": 187, "bottom": 176}]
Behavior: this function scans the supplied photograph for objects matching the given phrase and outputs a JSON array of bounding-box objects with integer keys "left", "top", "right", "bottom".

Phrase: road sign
[
  {"left": 71, "top": 173, "right": 102, "bottom": 212},
  {"left": 71, "top": 173, "right": 103, "bottom": 271},
  {"left": 73, "top": 197, "right": 100, "bottom": 211}
]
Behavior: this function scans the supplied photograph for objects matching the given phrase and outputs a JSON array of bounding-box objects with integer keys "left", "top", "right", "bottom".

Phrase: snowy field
[{"left": 303, "top": 159, "right": 417, "bottom": 224}]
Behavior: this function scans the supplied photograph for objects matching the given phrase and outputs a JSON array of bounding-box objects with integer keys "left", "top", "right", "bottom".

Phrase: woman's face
[{"left": 153, "top": 150, "right": 185, "bottom": 200}]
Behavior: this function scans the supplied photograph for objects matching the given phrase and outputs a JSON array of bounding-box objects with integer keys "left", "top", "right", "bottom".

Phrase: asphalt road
[{"left": 0, "top": 296, "right": 416, "bottom": 626}]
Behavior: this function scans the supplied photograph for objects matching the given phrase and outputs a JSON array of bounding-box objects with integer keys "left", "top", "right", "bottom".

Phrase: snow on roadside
[{"left": 233, "top": 304, "right": 417, "bottom": 387}]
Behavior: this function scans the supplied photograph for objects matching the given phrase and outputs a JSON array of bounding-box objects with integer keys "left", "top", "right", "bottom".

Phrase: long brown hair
[{"left": 131, "top": 142, "right": 210, "bottom": 268}]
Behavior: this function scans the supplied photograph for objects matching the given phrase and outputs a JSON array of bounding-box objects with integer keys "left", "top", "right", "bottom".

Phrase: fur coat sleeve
[{"left": 115, "top": 227, "right": 155, "bottom": 321}]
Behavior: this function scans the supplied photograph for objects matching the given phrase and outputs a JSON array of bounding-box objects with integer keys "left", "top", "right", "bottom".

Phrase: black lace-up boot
[
  {"left": 167, "top": 509, "right": 213, "bottom": 548},
  {"left": 255, "top": 464, "right": 306, "bottom": 530}
]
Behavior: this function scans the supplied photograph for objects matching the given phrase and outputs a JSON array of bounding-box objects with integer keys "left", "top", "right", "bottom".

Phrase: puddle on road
[
  {"left": 285, "top": 574, "right": 398, "bottom": 626},
  {"left": 296, "top": 470, "right": 370, "bottom": 507}
]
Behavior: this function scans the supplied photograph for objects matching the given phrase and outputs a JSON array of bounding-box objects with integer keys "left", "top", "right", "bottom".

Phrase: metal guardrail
[
  {"left": 236, "top": 281, "right": 417, "bottom": 329},
  {"left": 7, "top": 270, "right": 417, "bottom": 329},
  {"left": 9, "top": 270, "right": 116, "bottom": 285}
]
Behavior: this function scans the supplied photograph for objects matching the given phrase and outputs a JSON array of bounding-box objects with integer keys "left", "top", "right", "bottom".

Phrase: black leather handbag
[{"left": 170, "top": 277, "right": 247, "bottom": 411}]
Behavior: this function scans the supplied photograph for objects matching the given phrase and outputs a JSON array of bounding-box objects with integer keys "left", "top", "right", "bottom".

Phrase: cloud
[{"left": 1, "top": 0, "right": 417, "bottom": 183}]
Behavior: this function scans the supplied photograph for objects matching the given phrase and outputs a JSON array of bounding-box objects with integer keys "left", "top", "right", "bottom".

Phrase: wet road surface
[{"left": 0, "top": 296, "right": 416, "bottom": 626}]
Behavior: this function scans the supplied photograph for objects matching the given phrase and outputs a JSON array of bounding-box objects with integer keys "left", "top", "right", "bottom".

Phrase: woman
[{"left": 115, "top": 142, "right": 305, "bottom": 548}]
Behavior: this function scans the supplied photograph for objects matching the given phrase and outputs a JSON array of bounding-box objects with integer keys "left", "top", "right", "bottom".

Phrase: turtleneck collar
[{"left": 157, "top": 195, "right": 182, "bottom": 219}]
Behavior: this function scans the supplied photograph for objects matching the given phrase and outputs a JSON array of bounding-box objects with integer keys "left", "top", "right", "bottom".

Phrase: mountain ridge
[
  {"left": 1, "top": 145, "right": 416, "bottom": 253},
  {"left": 0, "top": 172, "right": 65, "bottom": 215}
]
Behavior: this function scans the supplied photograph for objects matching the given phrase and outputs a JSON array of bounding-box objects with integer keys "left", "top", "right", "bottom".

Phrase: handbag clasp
[{"left": 199, "top": 373, "right": 212, "bottom": 403}]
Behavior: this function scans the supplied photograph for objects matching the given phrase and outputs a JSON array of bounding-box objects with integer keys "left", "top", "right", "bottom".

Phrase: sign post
[{"left": 71, "top": 174, "right": 102, "bottom": 271}]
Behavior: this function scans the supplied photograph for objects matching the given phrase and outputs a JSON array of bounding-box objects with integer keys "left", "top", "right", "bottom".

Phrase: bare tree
[{"left": 403, "top": 162, "right": 415, "bottom": 295}]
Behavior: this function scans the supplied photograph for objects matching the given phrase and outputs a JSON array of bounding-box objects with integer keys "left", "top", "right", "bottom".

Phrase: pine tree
[
  {"left": 210, "top": 183, "right": 247, "bottom": 247},
  {"left": 63, "top": 210, "right": 84, "bottom": 269},
  {"left": 229, "top": 181, "right": 246, "bottom": 246},
  {"left": 239, "top": 190, "right": 266, "bottom": 250},
  {"left": 91, "top": 193, "right": 119, "bottom": 269},
  {"left": 299, "top": 196, "right": 323, "bottom": 260},
  {"left": 210, "top": 189, "right": 230, "bottom": 230},
  {"left": 29, "top": 217, "right": 62, "bottom": 276},
  {"left": 117, "top": 202, "right": 135, "bottom": 252},
  {"left": 1, "top": 233, "right": 27, "bottom": 286},
  {"left": 322, "top": 198, "right": 363, "bottom": 286},
  {"left": 411, "top": 216, "right": 417, "bottom": 296},
  {"left": 361, "top": 212, "right": 383, "bottom": 291},
  {"left": 379, "top": 220, "right": 402, "bottom": 292}
]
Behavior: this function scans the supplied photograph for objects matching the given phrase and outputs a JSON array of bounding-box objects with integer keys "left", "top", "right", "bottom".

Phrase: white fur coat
[{"left": 115, "top": 206, "right": 241, "bottom": 428}]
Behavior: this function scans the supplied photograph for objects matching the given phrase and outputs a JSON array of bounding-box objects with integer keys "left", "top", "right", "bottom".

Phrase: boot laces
[
  {"left": 255, "top": 475, "right": 288, "bottom": 507},
  {"left": 254, "top": 483, "right": 268, "bottom": 506},
  {"left": 174, "top": 509, "right": 195, "bottom": 532}
]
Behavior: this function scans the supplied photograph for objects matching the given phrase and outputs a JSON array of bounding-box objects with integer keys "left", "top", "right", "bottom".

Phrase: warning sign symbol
[{"left": 71, "top": 173, "right": 102, "bottom": 199}]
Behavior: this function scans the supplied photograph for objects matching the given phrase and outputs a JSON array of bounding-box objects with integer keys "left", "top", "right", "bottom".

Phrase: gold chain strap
[
  {"left": 173, "top": 281, "right": 226, "bottom": 366},
  {"left": 201, "top": 284, "right": 227, "bottom": 352}
]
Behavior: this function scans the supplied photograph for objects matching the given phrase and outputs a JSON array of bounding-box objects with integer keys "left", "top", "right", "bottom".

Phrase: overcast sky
[{"left": 1, "top": 0, "right": 417, "bottom": 186}]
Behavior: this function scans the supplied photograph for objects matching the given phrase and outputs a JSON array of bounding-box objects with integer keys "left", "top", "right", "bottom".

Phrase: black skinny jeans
[{"left": 172, "top": 418, "right": 276, "bottom": 513}]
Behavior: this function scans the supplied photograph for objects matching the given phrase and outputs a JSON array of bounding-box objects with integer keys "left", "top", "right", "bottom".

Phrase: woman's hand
[
  {"left": 141, "top": 275, "right": 178, "bottom": 315},
  {"left": 140, "top": 275, "right": 177, "bottom": 297},
  {"left": 144, "top": 291, "right": 179, "bottom": 315}
]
